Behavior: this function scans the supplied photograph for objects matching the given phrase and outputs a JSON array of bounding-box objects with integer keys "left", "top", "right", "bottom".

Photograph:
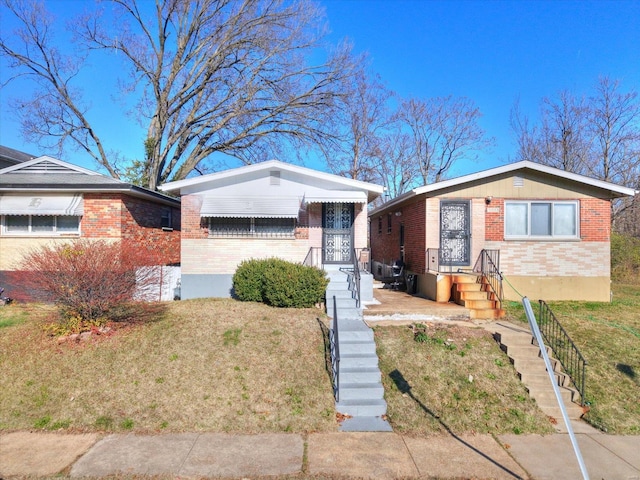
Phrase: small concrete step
[
  {"left": 340, "top": 367, "right": 382, "bottom": 384},
  {"left": 339, "top": 341, "right": 377, "bottom": 356},
  {"left": 462, "top": 299, "right": 497, "bottom": 309},
  {"left": 502, "top": 344, "right": 543, "bottom": 358},
  {"left": 469, "top": 308, "right": 506, "bottom": 319},
  {"left": 339, "top": 383, "right": 385, "bottom": 401},
  {"left": 327, "top": 307, "right": 362, "bottom": 319},
  {"left": 519, "top": 370, "right": 570, "bottom": 386},
  {"left": 455, "top": 282, "right": 483, "bottom": 292},
  {"left": 458, "top": 290, "right": 492, "bottom": 301},
  {"left": 527, "top": 385, "right": 578, "bottom": 404},
  {"left": 326, "top": 289, "right": 355, "bottom": 300},
  {"left": 339, "top": 353, "right": 379, "bottom": 368},
  {"left": 339, "top": 329, "right": 374, "bottom": 342},
  {"left": 339, "top": 416, "right": 392, "bottom": 432},
  {"left": 336, "top": 398, "right": 388, "bottom": 417}
]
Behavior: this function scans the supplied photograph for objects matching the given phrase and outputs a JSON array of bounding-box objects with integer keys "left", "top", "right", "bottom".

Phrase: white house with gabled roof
[{"left": 160, "top": 160, "right": 384, "bottom": 299}]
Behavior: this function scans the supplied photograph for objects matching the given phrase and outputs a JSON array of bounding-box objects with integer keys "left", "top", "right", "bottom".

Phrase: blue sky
[{"left": 1, "top": 0, "right": 639, "bottom": 178}]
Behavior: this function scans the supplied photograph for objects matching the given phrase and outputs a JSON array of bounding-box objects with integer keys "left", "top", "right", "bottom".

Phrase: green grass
[
  {"left": 504, "top": 284, "right": 640, "bottom": 434},
  {"left": 0, "top": 299, "right": 336, "bottom": 433},
  {"left": 375, "top": 323, "right": 554, "bottom": 435},
  {"left": 2, "top": 286, "right": 637, "bottom": 436}
]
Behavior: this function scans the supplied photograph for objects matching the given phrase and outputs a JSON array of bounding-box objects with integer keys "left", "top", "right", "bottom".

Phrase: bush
[
  {"left": 233, "top": 258, "right": 328, "bottom": 308},
  {"left": 233, "top": 258, "right": 271, "bottom": 302},
  {"left": 611, "top": 232, "right": 640, "bottom": 284},
  {"left": 19, "top": 239, "right": 163, "bottom": 324}
]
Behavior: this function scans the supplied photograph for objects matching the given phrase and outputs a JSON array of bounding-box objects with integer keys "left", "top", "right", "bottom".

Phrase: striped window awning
[
  {"left": 0, "top": 194, "right": 84, "bottom": 215},
  {"left": 200, "top": 196, "right": 301, "bottom": 218},
  {"left": 303, "top": 191, "right": 367, "bottom": 204}
]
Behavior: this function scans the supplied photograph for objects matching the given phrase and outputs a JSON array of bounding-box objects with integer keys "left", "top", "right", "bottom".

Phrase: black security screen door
[
  {"left": 323, "top": 203, "right": 354, "bottom": 263},
  {"left": 440, "top": 201, "right": 471, "bottom": 266}
]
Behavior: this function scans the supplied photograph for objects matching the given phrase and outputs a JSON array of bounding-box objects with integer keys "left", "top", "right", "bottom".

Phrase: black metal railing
[
  {"left": 329, "top": 295, "right": 341, "bottom": 402},
  {"left": 473, "top": 249, "right": 503, "bottom": 309},
  {"left": 425, "top": 248, "right": 455, "bottom": 273},
  {"left": 538, "top": 300, "right": 588, "bottom": 406},
  {"left": 349, "top": 248, "right": 361, "bottom": 308}
]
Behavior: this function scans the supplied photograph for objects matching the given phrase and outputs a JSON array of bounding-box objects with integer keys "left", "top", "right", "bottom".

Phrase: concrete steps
[
  {"left": 326, "top": 265, "right": 391, "bottom": 432},
  {"left": 451, "top": 273, "right": 505, "bottom": 319},
  {"left": 490, "top": 322, "right": 586, "bottom": 432}
]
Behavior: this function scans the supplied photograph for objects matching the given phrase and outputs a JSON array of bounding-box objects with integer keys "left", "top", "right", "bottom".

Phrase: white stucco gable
[{"left": 159, "top": 160, "right": 384, "bottom": 217}]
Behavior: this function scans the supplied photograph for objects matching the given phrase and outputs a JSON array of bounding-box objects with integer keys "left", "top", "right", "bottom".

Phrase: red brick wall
[
  {"left": 580, "top": 198, "right": 610, "bottom": 241},
  {"left": 82, "top": 192, "right": 180, "bottom": 265},
  {"left": 83, "top": 193, "right": 123, "bottom": 238},
  {"left": 121, "top": 196, "right": 181, "bottom": 265},
  {"left": 181, "top": 195, "right": 209, "bottom": 239},
  {"left": 485, "top": 197, "right": 611, "bottom": 242},
  {"left": 485, "top": 198, "right": 504, "bottom": 241},
  {"left": 370, "top": 199, "right": 426, "bottom": 272}
]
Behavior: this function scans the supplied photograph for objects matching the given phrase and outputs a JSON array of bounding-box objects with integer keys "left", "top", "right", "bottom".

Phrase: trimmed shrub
[
  {"left": 233, "top": 258, "right": 328, "bottom": 308},
  {"left": 233, "top": 258, "right": 271, "bottom": 302}
]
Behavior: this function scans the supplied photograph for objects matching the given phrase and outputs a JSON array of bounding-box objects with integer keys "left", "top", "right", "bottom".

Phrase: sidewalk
[{"left": 2, "top": 430, "right": 639, "bottom": 479}]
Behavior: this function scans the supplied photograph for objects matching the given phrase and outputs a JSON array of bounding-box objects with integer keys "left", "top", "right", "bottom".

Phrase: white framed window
[
  {"left": 505, "top": 201, "right": 579, "bottom": 239},
  {"left": 208, "top": 217, "right": 295, "bottom": 237},
  {"left": 1, "top": 215, "right": 81, "bottom": 235}
]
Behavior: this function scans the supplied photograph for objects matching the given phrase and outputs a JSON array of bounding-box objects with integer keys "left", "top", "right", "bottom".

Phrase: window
[
  {"left": 505, "top": 201, "right": 578, "bottom": 239},
  {"left": 377, "top": 216, "right": 382, "bottom": 234},
  {"left": 387, "top": 213, "right": 392, "bottom": 234},
  {"left": 161, "top": 209, "right": 173, "bottom": 230},
  {"left": 208, "top": 217, "right": 295, "bottom": 237},
  {"left": 2, "top": 215, "right": 80, "bottom": 235}
]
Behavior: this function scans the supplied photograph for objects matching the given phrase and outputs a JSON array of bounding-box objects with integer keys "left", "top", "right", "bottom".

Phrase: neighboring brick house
[
  {"left": 369, "top": 161, "right": 635, "bottom": 303},
  {"left": 0, "top": 152, "right": 181, "bottom": 301},
  {"left": 159, "top": 160, "right": 384, "bottom": 299}
]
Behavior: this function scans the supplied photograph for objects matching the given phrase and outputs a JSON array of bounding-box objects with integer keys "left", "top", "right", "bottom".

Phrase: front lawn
[
  {"left": 0, "top": 299, "right": 336, "bottom": 433},
  {"left": 504, "top": 283, "right": 640, "bottom": 434}
]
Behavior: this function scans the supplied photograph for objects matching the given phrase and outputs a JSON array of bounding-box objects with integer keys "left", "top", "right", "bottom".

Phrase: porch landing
[{"left": 363, "top": 284, "right": 471, "bottom": 325}]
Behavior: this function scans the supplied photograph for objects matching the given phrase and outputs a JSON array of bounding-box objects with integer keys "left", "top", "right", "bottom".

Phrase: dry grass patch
[
  {"left": 375, "top": 323, "right": 554, "bottom": 436},
  {"left": 505, "top": 283, "right": 640, "bottom": 434},
  {"left": 0, "top": 299, "right": 336, "bottom": 433}
]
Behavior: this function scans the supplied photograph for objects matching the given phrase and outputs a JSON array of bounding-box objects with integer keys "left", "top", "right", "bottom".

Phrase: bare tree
[
  {"left": 588, "top": 77, "right": 640, "bottom": 185},
  {"left": 511, "top": 91, "right": 593, "bottom": 174},
  {"left": 372, "top": 125, "right": 417, "bottom": 200},
  {"left": 320, "top": 65, "right": 392, "bottom": 182},
  {"left": 1, "top": 0, "right": 358, "bottom": 189},
  {"left": 395, "top": 96, "right": 493, "bottom": 184},
  {"left": 511, "top": 76, "right": 640, "bottom": 235}
]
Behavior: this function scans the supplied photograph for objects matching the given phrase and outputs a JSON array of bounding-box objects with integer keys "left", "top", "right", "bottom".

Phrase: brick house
[
  {"left": 159, "top": 160, "right": 384, "bottom": 299},
  {"left": 369, "top": 161, "right": 635, "bottom": 307},
  {"left": 0, "top": 151, "right": 181, "bottom": 301}
]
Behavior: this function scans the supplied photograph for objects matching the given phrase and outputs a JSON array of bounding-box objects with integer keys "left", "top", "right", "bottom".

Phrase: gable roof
[
  {"left": 371, "top": 160, "right": 636, "bottom": 215},
  {"left": 0, "top": 156, "right": 179, "bottom": 207},
  {"left": 0, "top": 145, "right": 37, "bottom": 168},
  {"left": 159, "top": 159, "right": 384, "bottom": 204}
]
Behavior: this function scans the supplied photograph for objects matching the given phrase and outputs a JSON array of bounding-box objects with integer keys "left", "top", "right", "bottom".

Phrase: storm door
[
  {"left": 439, "top": 200, "right": 471, "bottom": 267},
  {"left": 323, "top": 203, "right": 354, "bottom": 264}
]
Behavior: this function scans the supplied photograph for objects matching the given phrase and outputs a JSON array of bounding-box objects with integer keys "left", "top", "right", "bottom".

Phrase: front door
[
  {"left": 323, "top": 203, "right": 354, "bottom": 264},
  {"left": 440, "top": 200, "right": 471, "bottom": 267}
]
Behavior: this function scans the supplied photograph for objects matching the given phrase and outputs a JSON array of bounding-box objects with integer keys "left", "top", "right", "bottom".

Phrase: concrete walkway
[{"left": 2, "top": 430, "right": 639, "bottom": 479}]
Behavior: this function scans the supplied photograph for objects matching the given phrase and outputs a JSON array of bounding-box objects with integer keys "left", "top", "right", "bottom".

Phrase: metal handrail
[
  {"left": 538, "top": 300, "right": 588, "bottom": 406},
  {"left": 330, "top": 295, "right": 341, "bottom": 402},
  {"left": 303, "top": 247, "right": 322, "bottom": 268},
  {"left": 350, "top": 248, "right": 361, "bottom": 308},
  {"left": 473, "top": 249, "right": 503, "bottom": 309}
]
